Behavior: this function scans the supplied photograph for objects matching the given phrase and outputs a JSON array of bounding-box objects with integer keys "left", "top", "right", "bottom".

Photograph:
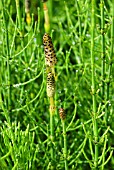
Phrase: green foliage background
[{"left": 0, "top": 0, "right": 114, "bottom": 169}]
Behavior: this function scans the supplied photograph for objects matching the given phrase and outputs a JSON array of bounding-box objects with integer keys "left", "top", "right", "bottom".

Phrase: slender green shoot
[
  {"left": 100, "top": 0, "right": 105, "bottom": 110},
  {"left": 91, "top": 0, "right": 98, "bottom": 168},
  {"left": 2, "top": 0, "right": 11, "bottom": 113},
  {"left": 59, "top": 108, "right": 68, "bottom": 170},
  {"left": 105, "top": 0, "right": 114, "bottom": 124}
]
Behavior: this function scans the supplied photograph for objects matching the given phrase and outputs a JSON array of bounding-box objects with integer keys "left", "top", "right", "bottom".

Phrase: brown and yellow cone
[
  {"left": 59, "top": 108, "right": 66, "bottom": 120},
  {"left": 43, "top": 33, "right": 57, "bottom": 67}
]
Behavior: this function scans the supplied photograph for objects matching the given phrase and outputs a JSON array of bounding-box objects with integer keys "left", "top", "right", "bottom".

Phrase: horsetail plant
[
  {"left": 15, "top": 0, "right": 22, "bottom": 35},
  {"left": 91, "top": 0, "right": 98, "bottom": 168},
  {"left": 100, "top": 0, "right": 105, "bottom": 103},
  {"left": 43, "top": 32, "right": 57, "bottom": 169},
  {"left": 15, "top": 0, "right": 28, "bottom": 63},
  {"left": 59, "top": 108, "right": 68, "bottom": 170},
  {"left": 105, "top": 0, "right": 114, "bottom": 125},
  {"left": 100, "top": 1, "right": 106, "bottom": 167},
  {"left": 1, "top": 0, "right": 114, "bottom": 169},
  {"left": 1, "top": 0, "right": 11, "bottom": 114},
  {"left": 75, "top": 0, "right": 83, "bottom": 63}
]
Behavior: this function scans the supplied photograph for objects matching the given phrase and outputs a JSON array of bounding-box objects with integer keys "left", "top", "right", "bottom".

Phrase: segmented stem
[
  {"left": 100, "top": 1, "right": 106, "bottom": 167},
  {"left": 105, "top": 0, "right": 114, "bottom": 124},
  {"left": 62, "top": 120, "right": 68, "bottom": 170},
  {"left": 50, "top": 97, "right": 55, "bottom": 164},
  {"left": 59, "top": 108, "right": 68, "bottom": 170},
  {"left": 101, "top": 0, "right": 105, "bottom": 105},
  {"left": 91, "top": 0, "right": 98, "bottom": 168},
  {"left": 43, "top": 33, "right": 56, "bottom": 169},
  {"left": 43, "top": 1, "right": 50, "bottom": 33},
  {"left": 76, "top": 1, "right": 83, "bottom": 62},
  {"left": 15, "top": 0, "right": 22, "bottom": 33},
  {"left": 2, "top": 0, "right": 11, "bottom": 113}
]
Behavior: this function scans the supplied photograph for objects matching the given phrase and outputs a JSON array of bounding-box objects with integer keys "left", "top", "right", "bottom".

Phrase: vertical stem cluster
[
  {"left": 15, "top": 0, "right": 28, "bottom": 70},
  {"left": 105, "top": 0, "right": 114, "bottom": 124},
  {"left": 91, "top": 0, "right": 98, "bottom": 168},
  {"left": 2, "top": 0, "right": 11, "bottom": 112}
]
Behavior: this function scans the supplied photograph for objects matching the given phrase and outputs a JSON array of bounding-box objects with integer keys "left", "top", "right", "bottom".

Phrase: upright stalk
[
  {"left": 59, "top": 108, "right": 68, "bottom": 170},
  {"left": 15, "top": 0, "right": 28, "bottom": 75},
  {"left": 105, "top": 0, "right": 114, "bottom": 124},
  {"left": 43, "top": 33, "right": 57, "bottom": 169},
  {"left": 15, "top": 0, "right": 26, "bottom": 55},
  {"left": 2, "top": 0, "right": 11, "bottom": 112},
  {"left": 100, "top": 0, "right": 105, "bottom": 107},
  {"left": 49, "top": 97, "right": 55, "bottom": 168},
  {"left": 15, "top": 0, "right": 22, "bottom": 33},
  {"left": 100, "top": 2, "right": 106, "bottom": 168},
  {"left": 76, "top": 1, "right": 83, "bottom": 62},
  {"left": 42, "top": 0, "right": 50, "bottom": 33},
  {"left": 62, "top": 121, "right": 68, "bottom": 170},
  {"left": 91, "top": 0, "right": 98, "bottom": 168}
]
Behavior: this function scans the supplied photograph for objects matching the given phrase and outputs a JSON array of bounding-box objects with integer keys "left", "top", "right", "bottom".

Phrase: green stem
[
  {"left": 50, "top": 113, "right": 54, "bottom": 158},
  {"left": 15, "top": 1, "right": 29, "bottom": 103},
  {"left": 101, "top": 1, "right": 106, "bottom": 162},
  {"left": 105, "top": 0, "right": 114, "bottom": 124},
  {"left": 15, "top": 0, "right": 30, "bottom": 82},
  {"left": 2, "top": 0, "right": 11, "bottom": 112},
  {"left": 76, "top": 1, "right": 83, "bottom": 62},
  {"left": 49, "top": 97, "right": 55, "bottom": 169},
  {"left": 43, "top": 2, "right": 50, "bottom": 33},
  {"left": 15, "top": 0, "right": 22, "bottom": 32},
  {"left": 47, "top": 0, "right": 52, "bottom": 26},
  {"left": 100, "top": 0, "right": 105, "bottom": 106},
  {"left": 91, "top": 0, "right": 98, "bottom": 169},
  {"left": 62, "top": 120, "right": 68, "bottom": 170}
]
